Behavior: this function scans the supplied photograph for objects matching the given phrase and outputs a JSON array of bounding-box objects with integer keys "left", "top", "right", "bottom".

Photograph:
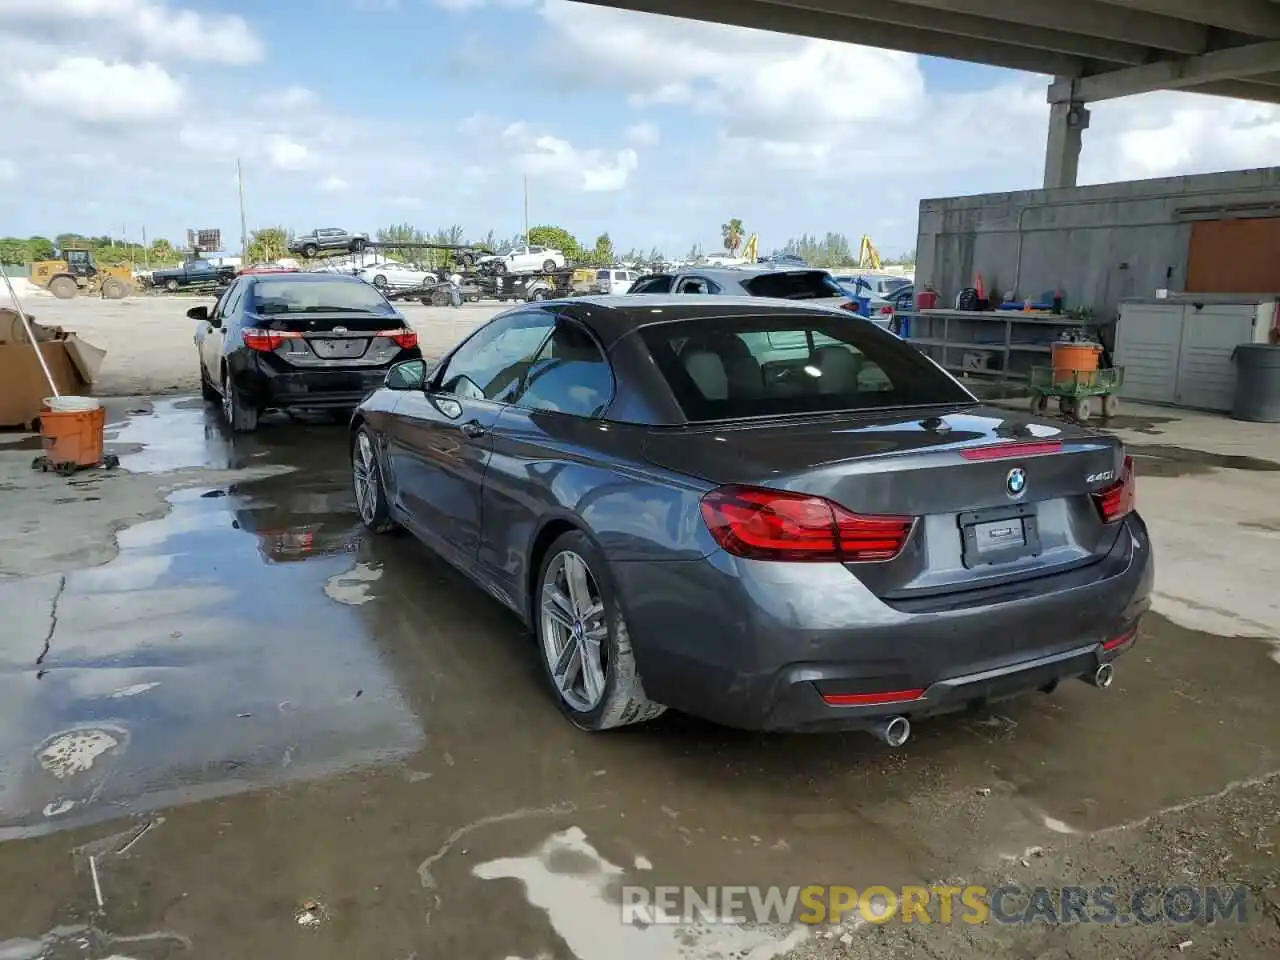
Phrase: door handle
[{"left": 460, "top": 420, "right": 486, "bottom": 439}]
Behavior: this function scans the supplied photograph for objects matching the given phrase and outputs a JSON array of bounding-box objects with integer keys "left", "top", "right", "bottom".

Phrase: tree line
[{"left": 2, "top": 224, "right": 917, "bottom": 272}]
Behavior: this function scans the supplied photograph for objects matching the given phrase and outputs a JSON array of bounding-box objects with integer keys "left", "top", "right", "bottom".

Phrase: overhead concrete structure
[{"left": 580, "top": 0, "right": 1280, "bottom": 187}]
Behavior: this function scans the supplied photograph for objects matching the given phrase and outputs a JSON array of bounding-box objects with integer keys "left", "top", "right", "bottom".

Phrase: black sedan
[
  {"left": 349, "top": 296, "right": 1151, "bottom": 742},
  {"left": 192, "top": 272, "right": 421, "bottom": 432}
]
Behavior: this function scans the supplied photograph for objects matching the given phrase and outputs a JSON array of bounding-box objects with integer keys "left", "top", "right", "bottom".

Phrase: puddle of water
[
  {"left": 1128, "top": 442, "right": 1280, "bottom": 477},
  {"left": 472, "top": 826, "right": 808, "bottom": 960},
  {"left": 0, "top": 439, "right": 423, "bottom": 837}
]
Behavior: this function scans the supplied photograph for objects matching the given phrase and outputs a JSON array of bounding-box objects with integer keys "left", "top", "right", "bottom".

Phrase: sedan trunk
[{"left": 643, "top": 406, "right": 1130, "bottom": 601}]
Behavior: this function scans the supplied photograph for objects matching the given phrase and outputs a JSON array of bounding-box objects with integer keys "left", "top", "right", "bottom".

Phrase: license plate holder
[
  {"left": 958, "top": 502, "right": 1041, "bottom": 568},
  {"left": 310, "top": 337, "right": 369, "bottom": 359}
]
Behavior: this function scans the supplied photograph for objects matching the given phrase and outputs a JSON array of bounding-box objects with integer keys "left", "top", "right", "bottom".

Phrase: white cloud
[
  {"left": 266, "top": 135, "right": 312, "bottom": 170},
  {"left": 0, "top": 158, "right": 16, "bottom": 181},
  {"left": 625, "top": 121, "right": 659, "bottom": 146},
  {"left": 321, "top": 174, "right": 349, "bottom": 192},
  {"left": 0, "top": 0, "right": 264, "bottom": 64},
  {"left": 257, "top": 85, "right": 317, "bottom": 110},
  {"left": 499, "top": 121, "right": 639, "bottom": 192},
  {"left": 13, "top": 57, "right": 183, "bottom": 122}
]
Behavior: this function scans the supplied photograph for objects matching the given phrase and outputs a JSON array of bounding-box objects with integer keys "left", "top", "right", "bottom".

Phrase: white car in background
[
  {"left": 479, "top": 244, "right": 567, "bottom": 275},
  {"left": 595, "top": 268, "right": 640, "bottom": 294},
  {"left": 356, "top": 261, "right": 436, "bottom": 291}
]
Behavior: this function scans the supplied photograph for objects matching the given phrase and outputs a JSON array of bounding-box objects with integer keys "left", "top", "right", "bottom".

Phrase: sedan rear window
[
  {"left": 742, "top": 271, "right": 846, "bottom": 301},
  {"left": 638, "top": 313, "right": 971, "bottom": 421},
  {"left": 249, "top": 279, "right": 395, "bottom": 314}
]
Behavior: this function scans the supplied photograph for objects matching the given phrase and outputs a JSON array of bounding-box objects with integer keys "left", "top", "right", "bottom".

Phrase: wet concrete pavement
[{"left": 2, "top": 400, "right": 1279, "bottom": 959}]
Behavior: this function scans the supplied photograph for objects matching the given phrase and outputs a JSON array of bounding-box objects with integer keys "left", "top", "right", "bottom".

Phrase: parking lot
[{"left": 1, "top": 295, "right": 1279, "bottom": 959}]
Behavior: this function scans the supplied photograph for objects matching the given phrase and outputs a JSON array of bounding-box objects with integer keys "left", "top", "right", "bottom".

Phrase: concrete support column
[{"left": 1043, "top": 84, "right": 1091, "bottom": 190}]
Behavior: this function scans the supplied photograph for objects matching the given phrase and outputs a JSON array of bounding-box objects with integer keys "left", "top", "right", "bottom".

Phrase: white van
[{"left": 597, "top": 268, "right": 639, "bottom": 295}]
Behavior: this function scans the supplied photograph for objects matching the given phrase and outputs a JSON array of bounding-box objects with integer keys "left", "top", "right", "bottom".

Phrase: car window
[
  {"left": 513, "top": 319, "right": 612, "bottom": 418},
  {"left": 637, "top": 313, "right": 970, "bottom": 421},
  {"left": 219, "top": 280, "right": 246, "bottom": 319},
  {"left": 248, "top": 279, "right": 396, "bottom": 315},
  {"left": 676, "top": 276, "right": 717, "bottom": 295},
  {"left": 742, "top": 271, "right": 846, "bottom": 300},
  {"left": 435, "top": 310, "right": 556, "bottom": 403},
  {"left": 630, "top": 275, "right": 673, "bottom": 294},
  {"left": 596, "top": 270, "right": 609, "bottom": 280}
]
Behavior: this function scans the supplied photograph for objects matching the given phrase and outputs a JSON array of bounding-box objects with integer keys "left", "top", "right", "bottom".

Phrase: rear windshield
[
  {"left": 247, "top": 279, "right": 396, "bottom": 315},
  {"left": 638, "top": 313, "right": 971, "bottom": 421},
  {"left": 742, "top": 271, "right": 846, "bottom": 301}
]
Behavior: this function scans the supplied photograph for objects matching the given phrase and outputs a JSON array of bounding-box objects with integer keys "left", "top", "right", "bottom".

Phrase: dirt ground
[
  {"left": 7, "top": 292, "right": 505, "bottom": 397},
  {"left": 0, "top": 330, "right": 1278, "bottom": 958}
]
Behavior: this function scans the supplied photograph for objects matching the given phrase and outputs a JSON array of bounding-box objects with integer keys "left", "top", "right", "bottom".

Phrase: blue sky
[{"left": 1, "top": 0, "right": 1278, "bottom": 257}]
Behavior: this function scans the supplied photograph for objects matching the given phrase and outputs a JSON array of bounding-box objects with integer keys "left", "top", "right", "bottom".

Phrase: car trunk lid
[
  {"left": 247, "top": 311, "right": 410, "bottom": 367},
  {"left": 644, "top": 405, "right": 1129, "bottom": 600}
]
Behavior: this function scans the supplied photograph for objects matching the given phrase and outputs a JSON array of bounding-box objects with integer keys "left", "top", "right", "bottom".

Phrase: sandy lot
[{"left": 6, "top": 292, "right": 506, "bottom": 396}]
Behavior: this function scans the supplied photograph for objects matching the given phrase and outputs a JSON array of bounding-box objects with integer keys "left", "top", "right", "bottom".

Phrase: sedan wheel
[
  {"left": 536, "top": 532, "right": 665, "bottom": 730},
  {"left": 221, "top": 373, "right": 259, "bottom": 433},
  {"left": 352, "top": 428, "right": 395, "bottom": 533}
]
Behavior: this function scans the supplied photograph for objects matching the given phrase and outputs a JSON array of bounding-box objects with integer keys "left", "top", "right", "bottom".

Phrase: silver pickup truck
[{"left": 287, "top": 228, "right": 369, "bottom": 258}]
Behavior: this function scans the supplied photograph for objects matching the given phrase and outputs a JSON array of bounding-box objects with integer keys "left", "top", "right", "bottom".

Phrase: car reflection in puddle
[{"left": 0, "top": 452, "right": 423, "bottom": 839}]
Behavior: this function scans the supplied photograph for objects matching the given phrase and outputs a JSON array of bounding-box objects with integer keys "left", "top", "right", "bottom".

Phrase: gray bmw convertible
[{"left": 349, "top": 296, "right": 1151, "bottom": 743}]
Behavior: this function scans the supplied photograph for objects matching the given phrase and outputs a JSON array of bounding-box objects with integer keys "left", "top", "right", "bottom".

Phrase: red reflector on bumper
[
  {"left": 960, "top": 440, "right": 1063, "bottom": 461},
  {"left": 1102, "top": 627, "right": 1138, "bottom": 651},
  {"left": 821, "top": 688, "right": 925, "bottom": 707}
]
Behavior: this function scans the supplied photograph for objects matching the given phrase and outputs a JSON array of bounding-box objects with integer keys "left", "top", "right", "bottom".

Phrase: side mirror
[
  {"left": 385, "top": 359, "right": 427, "bottom": 391},
  {"left": 187, "top": 305, "right": 209, "bottom": 322}
]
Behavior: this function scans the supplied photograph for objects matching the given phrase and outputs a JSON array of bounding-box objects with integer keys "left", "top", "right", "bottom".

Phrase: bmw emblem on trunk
[{"left": 1006, "top": 467, "right": 1027, "bottom": 498}]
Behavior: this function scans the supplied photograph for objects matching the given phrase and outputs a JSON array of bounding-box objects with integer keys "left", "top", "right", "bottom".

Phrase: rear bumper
[
  {"left": 229, "top": 350, "right": 419, "bottom": 409},
  {"left": 612, "top": 513, "right": 1152, "bottom": 731}
]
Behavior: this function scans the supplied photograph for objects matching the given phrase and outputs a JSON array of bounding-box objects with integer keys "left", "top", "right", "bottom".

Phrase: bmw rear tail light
[
  {"left": 378, "top": 328, "right": 418, "bottom": 349},
  {"left": 242, "top": 328, "right": 302, "bottom": 352},
  {"left": 1092, "top": 455, "right": 1135, "bottom": 523},
  {"left": 699, "top": 485, "right": 915, "bottom": 563}
]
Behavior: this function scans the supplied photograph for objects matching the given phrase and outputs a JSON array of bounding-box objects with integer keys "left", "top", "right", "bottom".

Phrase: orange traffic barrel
[
  {"left": 1051, "top": 341, "right": 1102, "bottom": 386},
  {"left": 39, "top": 398, "right": 106, "bottom": 471}
]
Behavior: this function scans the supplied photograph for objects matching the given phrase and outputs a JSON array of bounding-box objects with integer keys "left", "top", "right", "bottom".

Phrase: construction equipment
[
  {"left": 739, "top": 233, "right": 759, "bottom": 262},
  {"left": 857, "top": 235, "right": 883, "bottom": 271},
  {"left": 31, "top": 248, "right": 134, "bottom": 300}
]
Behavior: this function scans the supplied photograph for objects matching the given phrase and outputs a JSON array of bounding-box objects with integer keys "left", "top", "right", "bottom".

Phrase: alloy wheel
[
  {"left": 352, "top": 432, "right": 379, "bottom": 524},
  {"left": 541, "top": 551, "right": 609, "bottom": 712}
]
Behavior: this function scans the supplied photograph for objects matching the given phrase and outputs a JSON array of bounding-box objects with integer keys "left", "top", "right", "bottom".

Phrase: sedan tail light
[
  {"left": 1092, "top": 455, "right": 1135, "bottom": 523},
  {"left": 839, "top": 301, "right": 860, "bottom": 313},
  {"left": 699, "top": 485, "right": 915, "bottom": 563},
  {"left": 242, "top": 328, "right": 302, "bottom": 352},
  {"left": 378, "top": 328, "right": 418, "bottom": 349}
]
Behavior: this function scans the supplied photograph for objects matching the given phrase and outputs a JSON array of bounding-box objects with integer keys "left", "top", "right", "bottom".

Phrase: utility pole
[
  {"left": 142, "top": 226, "right": 149, "bottom": 270},
  {"left": 237, "top": 158, "right": 249, "bottom": 259},
  {"left": 522, "top": 175, "right": 529, "bottom": 242}
]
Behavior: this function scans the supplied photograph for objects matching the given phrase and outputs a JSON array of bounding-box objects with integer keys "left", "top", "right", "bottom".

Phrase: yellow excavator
[
  {"left": 739, "top": 233, "right": 759, "bottom": 262},
  {"left": 857, "top": 234, "right": 883, "bottom": 271},
  {"left": 30, "top": 246, "right": 134, "bottom": 299}
]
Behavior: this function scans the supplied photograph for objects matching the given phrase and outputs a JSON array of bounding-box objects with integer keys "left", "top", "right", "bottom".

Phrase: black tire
[
  {"left": 531, "top": 289, "right": 547, "bottom": 302},
  {"left": 102, "top": 279, "right": 127, "bottom": 300},
  {"left": 49, "top": 276, "right": 77, "bottom": 299},
  {"left": 461, "top": 252, "right": 475, "bottom": 268},
  {"left": 352, "top": 427, "right": 396, "bottom": 533},
  {"left": 1029, "top": 394, "right": 1049, "bottom": 415},
  {"left": 534, "top": 531, "right": 666, "bottom": 731},
  {"left": 165, "top": 278, "right": 179, "bottom": 293},
  {"left": 199, "top": 362, "right": 220, "bottom": 403},
  {"left": 373, "top": 274, "right": 388, "bottom": 290},
  {"left": 542, "top": 259, "right": 557, "bottom": 273},
  {"left": 1073, "top": 396, "right": 1093, "bottom": 422},
  {"left": 1101, "top": 393, "right": 1120, "bottom": 419},
  {"left": 302, "top": 243, "right": 318, "bottom": 258},
  {"left": 221, "top": 372, "right": 259, "bottom": 433},
  {"left": 493, "top": 261, "right": 507, "bottom": 275}
]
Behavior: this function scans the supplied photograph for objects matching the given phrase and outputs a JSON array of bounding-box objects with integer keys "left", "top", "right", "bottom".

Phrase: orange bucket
[
  {"left": 1051, "top": 341, "right": 1102, "bottom": 386},
  {"left": 39, "top": 404, "right": 106, "bottom": 469}
]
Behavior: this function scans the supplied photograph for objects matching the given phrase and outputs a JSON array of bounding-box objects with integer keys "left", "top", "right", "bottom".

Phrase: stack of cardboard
[{"left": 0, "top": 308, "right": 106, "bottom": 428}]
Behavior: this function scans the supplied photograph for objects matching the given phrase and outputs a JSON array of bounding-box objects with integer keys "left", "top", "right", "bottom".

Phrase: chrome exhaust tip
[
  {"left": 869, "top": 716, "right": 911, "bottom": 747},
  {"left": 1087, "top": 662, "right": 1115, "bottom": 689}
]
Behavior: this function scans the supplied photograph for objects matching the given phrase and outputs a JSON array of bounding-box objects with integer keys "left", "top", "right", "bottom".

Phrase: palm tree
[{"left": 721, "top": 218, "right": 744, "bottom": 256}]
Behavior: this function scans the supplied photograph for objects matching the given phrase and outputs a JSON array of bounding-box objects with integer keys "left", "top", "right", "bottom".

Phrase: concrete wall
[{"left": 916, "top": 167, "right": 1280, "bottom": 319}]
